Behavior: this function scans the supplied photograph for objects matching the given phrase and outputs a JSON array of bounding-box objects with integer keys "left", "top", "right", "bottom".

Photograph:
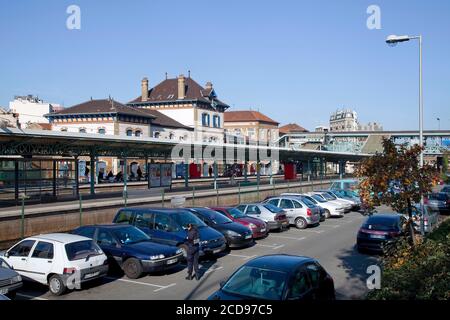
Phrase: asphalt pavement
[{"left": 15, "top": 208, "right": 385, "bottom": 301}]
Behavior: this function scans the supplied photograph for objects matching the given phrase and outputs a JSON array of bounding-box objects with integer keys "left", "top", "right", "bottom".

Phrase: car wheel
[
  {"left": 123, "top": 258, "right": 144, "bottom": 279},
  {"left": 324, "top": 209, "right": 331, "bottom": 219},
  {"left": 295, "top": 217, "right": 307, "bottom": 229},
  {"left": 48, "top": 274, "right": 67, "bottom": 296}
]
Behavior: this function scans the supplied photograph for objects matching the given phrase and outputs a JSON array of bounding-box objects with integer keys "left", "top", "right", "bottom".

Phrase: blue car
[
  {"left": 112, "top": 208, "right": 227, "bottom": 258},
  {"left": 72, "top": 224, "right": 183, "bottom": 279}
]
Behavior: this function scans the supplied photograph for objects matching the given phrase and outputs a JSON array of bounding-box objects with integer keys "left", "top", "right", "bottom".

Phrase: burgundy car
[{"left": 212, "top": 207, "right": 268, "bottom": 239}]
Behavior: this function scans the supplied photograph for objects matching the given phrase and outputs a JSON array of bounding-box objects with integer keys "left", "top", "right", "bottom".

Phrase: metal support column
[
  {"left": 184, "top": 163, "right": 189, "bottom": 188},
  {"left": 75, "top": 157, "right": 79, "bottom": 196},
  {"left": 89, "top": 153, "right": 96, "bottom": 195},
  {"left": 213, "top": 162, "right": 218, "bottom": 190},
  {"left": 52, "top": 160, "right": 57, "bottom": 198},
  {"left": 123, "top": 157, "right": 128, "bottom": 205},
  {"left": 14, "top": 161, "right": 19, "bottom": 204}
]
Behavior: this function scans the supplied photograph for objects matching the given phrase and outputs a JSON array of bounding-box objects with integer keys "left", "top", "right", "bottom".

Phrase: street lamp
[
  {"left": 386, "top": 34, "right": 424, "bottom": 234},
  {"left": 437, "top": 117, "right": 440, "bottom": 130}
]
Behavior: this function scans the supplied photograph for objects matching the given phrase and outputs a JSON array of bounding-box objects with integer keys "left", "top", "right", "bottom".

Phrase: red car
[{"left": 211, "top": 207, "right": 268, "bottom": 239}]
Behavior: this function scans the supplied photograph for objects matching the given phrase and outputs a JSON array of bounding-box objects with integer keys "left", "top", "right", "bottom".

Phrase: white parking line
[
  {"left": 269, "top": 235, "right": 307, "bottom": 240},
  {"left": 153, "top": 283, "right": 177, "bottom": 292},
  {"left": 16, "top": 293, "right": 48, "bottom": 301},
  {"left": 299, "top": 230, "right": 324, "bottom": 234},
  {"left": 105, "top": 276, "right": 177, "bottom": 292},
  {"left": 257, "top": 244, "right": 285, "bottom": 249},
  {"left": 204, "top": 266, "right": 224, "bottom": 274},
  {"left": 319, "top": 224, "right": 340, "bottom": 228},
  {"left": 228, "top": 253, "right": 257, "bottom": 260}
]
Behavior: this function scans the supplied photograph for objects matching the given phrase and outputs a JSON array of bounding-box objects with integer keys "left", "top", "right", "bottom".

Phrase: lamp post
[
  {"left": 386, "top": 34, "right": 425, "bottom": 235},
  {"left": 437, "top": 117, "right": 440, "bottom": 130}
]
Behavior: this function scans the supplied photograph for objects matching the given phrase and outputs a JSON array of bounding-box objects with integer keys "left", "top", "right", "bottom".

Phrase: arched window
[
  {"left": 79, "top": 128, "right": 86, "bottom": 133},
  {"left": 154, "top": 132, "right": 160, "bottom": 138},
  {"left": 169, "top": 132, "right": 175, "bottom": 139},
  {"left": 60, "top": 127, "right": 68, "bottom": 132},
  {"left": 98, "top": 128, "right": 106, "bottom": 135},
  {"left": 135, "top": 130, "right": 141, "bottom": 137},
  {"left": 126, "top": 129, "right": 133, "bottom": 136}
]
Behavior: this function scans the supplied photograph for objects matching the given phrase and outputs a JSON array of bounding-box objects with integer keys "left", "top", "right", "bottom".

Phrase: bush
[{"left": 367, "top": 219, "right": 450, "bottom": 300}]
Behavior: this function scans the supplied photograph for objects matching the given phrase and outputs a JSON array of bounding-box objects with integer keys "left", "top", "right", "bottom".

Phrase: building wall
[
  {"left": 150, "top": 125, "right": 193, "bottom": 141},
  {"left": 9, "top": 98, "right": 52, "bottom": 125},
  {"left": 224, "top": 121, "right": 279, "bottom": 145},
  {"left": 51, "top": 119, "right": 150, "bottom": 137}
]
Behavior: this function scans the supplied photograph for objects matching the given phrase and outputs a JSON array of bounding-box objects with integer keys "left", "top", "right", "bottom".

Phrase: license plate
[
  {"left": 166, "top": 258, "right": 178, "bottom": 265},
  {"left": 0, "top": 288, "right": 8, "bottom": 295},
  {"left": 260, "top": 228, "right": 266, "bottom": 232},
  {"left": 370, "top": 234, "right": 385, "bottom": 239},
  {"left": 84, "top": 271, "right": 100, "bottom": 279},
  {"left": 245, "top": 235, "right": 252, "bottom": 239}
]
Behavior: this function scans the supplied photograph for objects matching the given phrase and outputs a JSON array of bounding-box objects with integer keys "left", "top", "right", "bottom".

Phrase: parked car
[
  {"left": 330, "top": 179, "right": 359, "bottom": 195},
  {"left": 263, "top": 196, "right": 321, "bottom": 229},
  {"left": 440, "top": 185, "right": 450, "bottom": 195},
  {"left": 212, "top": 207, "right": 268, "bottom": 239},
  {"left": 307, "top": 192, "right": 352, "bottom": 212},
  {"left": 208, "top": 254, "right": 335, "bottom": 300},
  {"left": 72, "top": 225, "right": 183, "bottom": 279},
  {"left": 112, "top": 208, "right": 227, "bottom": 258},
  {"left": 281, "top": 193, "right": 344, "bottom": 219},
  {"left": 0, "top": 233, "right": 108, "bottom": 295},
  {"left": 425, "top": 192, "right": 450, "bottom": 214},
  {"left": 356, "top": 214, "right": 406, "bottom": 253},
  {"left": 332, "top": 189, "right": 361, "bottom": 208},
  {"left": 0, "top": 258, "right": 22, "bottom": 299},
  {"left": 186, "top": 208, "right": 254, "bottom": 249},
  {"left": 399, "top": 204, "right": 439, "bottom": 233},
  {"left": 236, "top": 203, "right": 289, "bottom": 232},
  {"left": 321, "top": 190, "right": 360, "bottom": 210}
]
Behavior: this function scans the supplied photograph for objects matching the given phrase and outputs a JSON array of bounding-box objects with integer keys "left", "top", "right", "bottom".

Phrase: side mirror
[{"left": 4, "top": 252, "right": 9, "bottom": 258}]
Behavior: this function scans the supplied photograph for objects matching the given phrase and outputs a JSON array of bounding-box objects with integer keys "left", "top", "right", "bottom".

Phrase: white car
[
  {"left": 281, "top": 193, "right": 345, "bottom": 218},
  {"left": 307, "top": 192, "right": 352, "bottom": 212},
  {"left": 0, "top": 233, "right": 109, "bottom": 296}
]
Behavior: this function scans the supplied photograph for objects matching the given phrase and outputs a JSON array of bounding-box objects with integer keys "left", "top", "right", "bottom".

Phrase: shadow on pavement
[{"left": 334, "top": 244, "right": 379, "bottom": 300}]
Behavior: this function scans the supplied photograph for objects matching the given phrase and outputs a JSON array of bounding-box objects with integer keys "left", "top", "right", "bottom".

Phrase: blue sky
[{"left": 0, "top": 0, "right": 449, "bottom": 130}]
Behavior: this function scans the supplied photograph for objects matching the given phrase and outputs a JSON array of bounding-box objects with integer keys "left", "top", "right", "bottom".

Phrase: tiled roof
[
  {"left": 129, "top": 77, "right": 229, "bottom": 109},
  {"left": 279, "top": 123, "right": 309, "bottom": 134},
  {"left": 47, "top": 99, "right": 156, "bottom": 119},
  {"left": 224, "top": 110, "right": 279, "bottom": 125}
]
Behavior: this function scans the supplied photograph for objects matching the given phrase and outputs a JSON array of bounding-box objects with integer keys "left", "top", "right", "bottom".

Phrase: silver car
[
  {"left": 263, "top": 196, "right": 321, "bottom": 229},
  {"left": 236, "top": 203, "right": 290, "bottom": 232}
]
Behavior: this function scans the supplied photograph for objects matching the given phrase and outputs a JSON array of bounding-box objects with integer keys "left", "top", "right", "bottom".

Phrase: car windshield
[
  {"left": 0, "top": 258, "right": 11, "bottom": 269},
  {"left": 65, "top": 240, "right": 103, "bottom": 261},
  {"left": 363, "top": 217, "right": 399, "bottom": 231},
  {"left": 311, "top": 195, "right": 326, "bottom": 203},
  {"left": 228, "top": 208, "right": 247, "bottom": 219},
  {"left": 302, "top": 196, "right": 318, "bottom": 204},
  {"left": 171, "top": 211, "right": 207, "bottom": 228},
  {"left": 322, "top": 193, "right": 337, "bottom": 201},
  {"left": 263, "top": 204, "right": 284, "bottom": 213},
  {"left": 195, "top": 209, "right": 233, "bottom": 225},
  {"left": 222, "top": 266, "right": 288, "bottom": 300},
  {"left": 112, "top": 227, "right": 150, "bottom": 244},
  {"left": 299, "top": 197, "right": 316, "bottom": 208}
]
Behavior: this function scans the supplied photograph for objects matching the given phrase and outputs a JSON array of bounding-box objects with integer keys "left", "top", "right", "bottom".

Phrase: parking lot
[{"left": 14, "top": 208, "right": 381, "bottom": 300}]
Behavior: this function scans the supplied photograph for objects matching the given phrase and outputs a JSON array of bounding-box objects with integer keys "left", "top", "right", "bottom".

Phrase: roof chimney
[
  {"left": 205, "top": 82, "right": 213, "bottom": 90},
  {"left": 141, "top": 77, "right": 149, "bottom": 102},
  {"left": 177, "top": 74, "right": 186, "bottom": 100}
]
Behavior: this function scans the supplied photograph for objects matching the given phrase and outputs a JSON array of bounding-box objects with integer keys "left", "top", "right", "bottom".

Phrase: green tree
[{"left": 355, "top": 138, "right": 438, "bottom": 244}]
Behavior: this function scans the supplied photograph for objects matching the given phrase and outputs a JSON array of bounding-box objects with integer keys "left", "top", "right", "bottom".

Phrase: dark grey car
[{"left": 0, "top": 258, "right": 22, "bottom": 299}]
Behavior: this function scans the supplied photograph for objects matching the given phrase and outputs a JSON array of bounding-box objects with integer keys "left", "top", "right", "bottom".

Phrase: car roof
[
  {"left": 365, "top": 214, "right": 401, "bottom": 222},
  {"left": 117, "top": 207, "right": 190, "bottom": 215},
  {"left": 30, "top": 233, "right": 91, "bottom": 244},
  {"left": 80, "top": 224, "right": 134, "bottom": 229},
  {"left": 244, "top": 254, "right": 315, "bottom": 273}
]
